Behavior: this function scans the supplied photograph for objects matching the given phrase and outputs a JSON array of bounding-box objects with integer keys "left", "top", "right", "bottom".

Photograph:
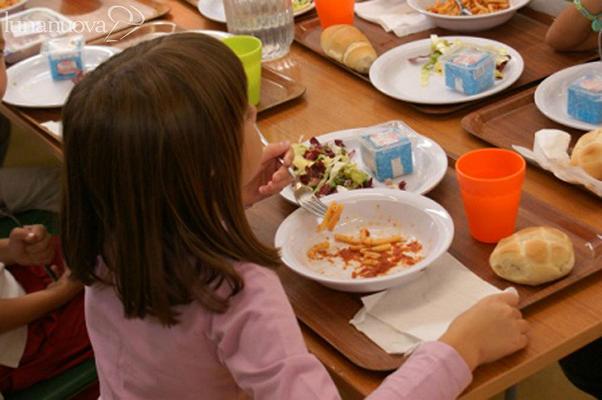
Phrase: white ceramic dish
[
  {"left": 275, "top": 189, "right": 454, "bottom": 292},
  {"left": 197, "top": 0, "right": 315, "bottom": 23},
  {"left": 407, "top": 0, "right": 531, "bottom": 32},
  {"left": 534, "top": 61, "right": 602, "bottom": 132},
  {"left": 279, "top": 124, "right": 448, "bottom": 204},
  {"left": 4, "top": 46, "right": 120, "bottom": 108},
  {"left": 369, "top": 36, "right": 524, "bottom": 105},
  {"left": 0, "top": 0, "right": 27, "bottom": 14}
]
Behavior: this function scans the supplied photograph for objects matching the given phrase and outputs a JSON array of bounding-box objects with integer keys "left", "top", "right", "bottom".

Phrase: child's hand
[
  {"left": 439, "top": 289, "right": 529, "bottom": 371},
  {"left": 8, "top": 225, "right": 55, "bottom": 266},
  {"left": 47, "top": 266, "right": 83, "bottom": 301},
  {"left": 242, "top": 141, "right": 293, "bottom": 207}
]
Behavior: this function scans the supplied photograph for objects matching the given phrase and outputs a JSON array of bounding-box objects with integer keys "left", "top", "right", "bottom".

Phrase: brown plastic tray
[
  {"left": 94, "top": 21, "right": 307, "bottom": 114},
  {"left": 254, "top": 163, "right": 602, "bottom": 371},
  {"left": 462, "top": 86, "right": 584, "bottom": 150},
  {"left": 27, "top": 0, "right": 171, "bottom": 42},
  {"left": 294, "top": 10, "right": 597, "bottom": 115}
]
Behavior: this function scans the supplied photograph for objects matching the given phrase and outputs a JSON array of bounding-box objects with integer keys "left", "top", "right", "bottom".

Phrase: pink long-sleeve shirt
[{"left": 86, "top": 262, "right": 472, "bottom": 399}]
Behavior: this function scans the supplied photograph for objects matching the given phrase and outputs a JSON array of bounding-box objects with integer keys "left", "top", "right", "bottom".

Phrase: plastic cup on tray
[
  {"left": 456, "top": 148, "right": 526, "bottom": 244},
  {"left": 223, "top": 35, "right": 262, "bottom": 106},
  {"left": 315, "top": 0, "right": 355, "bottom": 29}
]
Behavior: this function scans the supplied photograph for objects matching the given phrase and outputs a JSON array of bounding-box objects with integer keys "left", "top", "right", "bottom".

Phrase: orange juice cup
[
  {"left": 315, "top": 0, "right": 355, "bottom": 29},
  {"left": 456, "top": 149, "right": 526, "bottom": 244}
]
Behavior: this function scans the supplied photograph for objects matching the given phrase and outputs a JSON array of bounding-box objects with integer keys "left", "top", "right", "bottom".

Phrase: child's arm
[
  {"left": 209, "top": 265, "right": 527, "bottom": 400},
  {"left": 0, "top": 271, "right": 82, "bottom": 334},
  {"left": 546, "top": 0, "right": 602, "bottom": 51}
]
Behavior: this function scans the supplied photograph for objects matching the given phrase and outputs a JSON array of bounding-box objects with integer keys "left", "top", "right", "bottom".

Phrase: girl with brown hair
[{"left": 62, "top": 33, "right": 529, "bottom": 399}]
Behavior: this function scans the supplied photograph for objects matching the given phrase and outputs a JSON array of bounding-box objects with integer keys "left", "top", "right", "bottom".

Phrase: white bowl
[
  {"left": 1, "top": 0, "right": 27, "bottom": 14},
  {"left": 407, "top": 0, "right": 531, "bottom": 32},
  {"left": 275, "top": 189, "right": 454, "bottom": 293}
]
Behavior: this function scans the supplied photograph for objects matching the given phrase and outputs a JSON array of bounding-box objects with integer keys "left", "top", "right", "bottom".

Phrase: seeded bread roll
[
  {"left": 320, "top": 25, "right": 377, "bottom": 74},
  {"left": 489, "top": 227, "right": 575, "bottom": 286},
  {"left": 571, "top": 129, "right": 602, "bottom": 180}
]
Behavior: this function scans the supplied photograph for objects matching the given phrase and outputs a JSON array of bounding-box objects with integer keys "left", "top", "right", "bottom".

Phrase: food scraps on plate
[{"left": 427, "top": 0, "right": 510, "bottom": 15}]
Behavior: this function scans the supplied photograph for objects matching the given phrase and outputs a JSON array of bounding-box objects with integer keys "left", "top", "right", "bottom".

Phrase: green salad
[
  {"left": 292, "top": 0, "right": 312, "bottom": 12},
  {"left": 292, "top": 137, "right": 372, "bottom": 197}
]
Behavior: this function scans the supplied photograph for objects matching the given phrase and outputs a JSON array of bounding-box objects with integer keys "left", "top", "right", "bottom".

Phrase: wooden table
[{"left": 3, "top": 1, "right": 601, "bottom": 399}]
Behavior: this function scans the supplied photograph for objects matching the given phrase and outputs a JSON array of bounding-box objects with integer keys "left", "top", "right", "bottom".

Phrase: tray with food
[
  {"left": 190, "top": 0, "right": 316, "bottom": 23},
  {"left": 461, "top": 86, "right": 602, "bottom": 197},
  {"left": 294, "top": 9, "right": 598, "bottom": 113},
  {"left": 259, "top": 161, "right": 602, "bottom": 371}
]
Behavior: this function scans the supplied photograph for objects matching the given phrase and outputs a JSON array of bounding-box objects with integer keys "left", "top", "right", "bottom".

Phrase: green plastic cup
[{"left": 223, "top": 35, "right": 262, "bottom": 106}]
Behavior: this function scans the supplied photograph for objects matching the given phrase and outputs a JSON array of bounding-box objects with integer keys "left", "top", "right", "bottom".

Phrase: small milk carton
[
  {"left": 42, "top": 35, "right": 85, "bottom": 81},
  {"left": 360, "top": 128, "right": 413, "bottom": 182},
  {"left": 442, "top": 47, "right": 495, "bottom": 95},
  {"left": 567, "top": 75, "right": 602, "bottom": 124}
]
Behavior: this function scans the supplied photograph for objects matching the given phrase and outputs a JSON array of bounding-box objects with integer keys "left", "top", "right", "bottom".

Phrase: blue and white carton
[
  {"left": 442, "top": 47, "right": 495, "bottom": 95},
  {"left": 567, "top": 75, "right": 602, "bottom": 124},
  {"left": 360, "top": 123, "right": 414, "bottom": 182}
]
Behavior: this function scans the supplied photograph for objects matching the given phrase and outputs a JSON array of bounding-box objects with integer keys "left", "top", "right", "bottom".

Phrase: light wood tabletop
[{"left": 2, "top": 1, "right": 601, "bottom": 399}]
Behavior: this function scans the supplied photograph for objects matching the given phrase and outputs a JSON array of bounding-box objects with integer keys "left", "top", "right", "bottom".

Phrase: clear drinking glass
[{"left": 223, "top": 0, "right": 294, "bottom": 61}]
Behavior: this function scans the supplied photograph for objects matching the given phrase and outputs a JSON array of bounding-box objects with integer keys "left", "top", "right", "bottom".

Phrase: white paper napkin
[
  {"left": 351, "top": 252, "right": 502, "bottom": 354},
  {"left": 355, "top": 0, "right": 435, "bottom": 37},
  {"left": 41, "top": 120, "right": 62, "bottom": 140},
  {"left": 513, "top": 129, "right": 602, "bottom": 198},
  {"left": 528, "top": 0, "right": 570, "bottom": 17}
]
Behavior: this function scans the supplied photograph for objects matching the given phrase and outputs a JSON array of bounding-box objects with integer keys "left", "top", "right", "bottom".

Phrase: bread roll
[
  {"left": 571, "top": 129, "right": 602, "bottom": 180},
  {"left": 320, "top": 25, "right": 377, "bottom": 74},
  {"left": 489, "top": 227, "right": 575, "bottom": 286}
]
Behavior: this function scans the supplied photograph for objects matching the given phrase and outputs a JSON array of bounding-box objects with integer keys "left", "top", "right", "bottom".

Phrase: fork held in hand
[{"left": 255, "top": 126, "right": 329, "bottom": 217}]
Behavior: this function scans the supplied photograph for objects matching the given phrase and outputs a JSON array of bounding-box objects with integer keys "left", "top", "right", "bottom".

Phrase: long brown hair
[{"left": 61, "top": 33, "right": 281, "bottom": 325}]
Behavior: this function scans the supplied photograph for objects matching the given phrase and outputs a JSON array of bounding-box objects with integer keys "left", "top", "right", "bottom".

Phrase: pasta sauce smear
[{"left": 307, "top": 228, "right": 424, "bottom": 279}]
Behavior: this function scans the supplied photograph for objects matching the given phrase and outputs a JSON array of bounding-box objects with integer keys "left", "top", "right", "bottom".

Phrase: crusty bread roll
[
  {"left": 571, "top": 129, "right": 602, "bottom": 180},
  {"left": 489, "top": 227, "right": 575, "bottom": 286},
  {"left": 320, "top": 25, "right": 377, "bottom": 74}
]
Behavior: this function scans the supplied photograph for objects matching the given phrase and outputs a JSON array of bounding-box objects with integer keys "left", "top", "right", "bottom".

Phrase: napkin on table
[
  {"left": 355, "top": 0, "right": 435, "bottom": 37},
  {"left": 351, "top": 252, "right": 504, "bottom": 355},
  {"left": 513, "top": 129, "right": 602, "bottom": 198},
  {"left": 41, "top": 120, "right": 62, "bottom": 140}
]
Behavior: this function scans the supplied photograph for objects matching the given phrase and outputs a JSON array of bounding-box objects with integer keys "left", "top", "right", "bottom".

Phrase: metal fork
[
  {"left": 453, "top": 0, "right": 473, "bottom": 15},
  {"left": 255, "top": 126, "right": 328, "bottom": 217}
]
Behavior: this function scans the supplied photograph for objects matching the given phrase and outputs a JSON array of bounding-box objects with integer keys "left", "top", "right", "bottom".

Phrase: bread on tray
[
  {"left": 320, "top": 25, "right": 377, "bottom": 74},
  {"left": 489, "top": 226, "right": 575, "bottom": 286}
]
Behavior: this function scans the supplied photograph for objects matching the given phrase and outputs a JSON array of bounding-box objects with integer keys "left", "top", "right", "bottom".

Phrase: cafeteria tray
[
  {"left": 294, "top": 9, "right": 598, "bottom": 115},
  {"left": 247, "top": 161, "right": 602, "bottom": 371}
]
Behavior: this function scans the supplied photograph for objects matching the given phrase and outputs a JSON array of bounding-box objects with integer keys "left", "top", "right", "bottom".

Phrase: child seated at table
[
  {"left": 61, "top": 33, "right": 529, "bottom": 400},
  {"left": 546, "top": 0, "right": 602, "bottom": 51},
  {"left": 0, "top": 225, "right": 92, "bottom": 398}
]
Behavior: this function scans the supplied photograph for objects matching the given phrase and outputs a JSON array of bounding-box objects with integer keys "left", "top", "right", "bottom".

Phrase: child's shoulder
[{"left": 231, "top": 262, "right": 283, "bottom": 298}]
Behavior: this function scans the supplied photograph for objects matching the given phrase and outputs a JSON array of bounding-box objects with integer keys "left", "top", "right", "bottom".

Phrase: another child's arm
[
  {"left": 546, "top": 0, "right": 602, "bottom": 51},
  {"left": 0, "top": 225, "right": 82, "bottom": 334},
  {"left": 0, "top": 225, "right": 55, "bottom": 266},
  {"left": 0, "top": 270, "right": 82, "bottom": 334},
  {"left": 209, "top": 264, "right": 528, "bottom": 400}
]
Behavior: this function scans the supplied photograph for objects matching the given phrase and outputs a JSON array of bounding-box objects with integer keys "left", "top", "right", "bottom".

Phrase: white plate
[
  {"left": 534, "top": 62, "right": 602, "bottom": 132},
  {"left": 275, "top": 189, "right": 454, "bottom": 292},
  {"left": 280, "top": 126, "right": 448, "bottom": 204},
  {"left": 4, "top": 46, "right": 120, "bottom": 108},
  {"left": 369, "top": 36, "right": 524, "bottom": 105},
  {"left": 197, "top": 0, "right": 315, "bottom": 23},
  {"left": 408, "top": 0, "right": 530, "bottom": 32},
  {"left": 0, "top": 0, "right": 27, "bottom": 14}
]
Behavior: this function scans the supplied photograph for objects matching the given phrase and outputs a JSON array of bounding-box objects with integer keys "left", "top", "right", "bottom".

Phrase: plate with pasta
[
  {"left": 407, "top": 0, "right": 531, "bottom": 32},
  {"left": 0, "top": 0, "right": 27, "bottom": 14},
  {"left": 275, "top": 189, "right": 454, "bottom": 292}
]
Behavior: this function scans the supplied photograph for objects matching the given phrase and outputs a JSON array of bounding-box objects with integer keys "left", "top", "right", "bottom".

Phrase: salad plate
[
  {"left": 369, "top": 36, "right": 524, "bottom": 105},
  {"left": 4, "top": 46, "right": 121, "bottom": 108},
  {"left": 534, "top": 62, "right": 601, "bottom": 132},
  {"left": 280, "top": 123, "right": 448, "bottom": 204},
  {"left": 197, "top": 0, "right": 315, "bottom": 24}
]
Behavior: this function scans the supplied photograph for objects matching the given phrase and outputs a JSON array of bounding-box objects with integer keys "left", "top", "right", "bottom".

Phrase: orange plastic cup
[
  {"left": 315, "top": 0, "right": 355, "bottom": 29},
  {"left": 456, "top": 149, "right": 526, "bottom": 244}
]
